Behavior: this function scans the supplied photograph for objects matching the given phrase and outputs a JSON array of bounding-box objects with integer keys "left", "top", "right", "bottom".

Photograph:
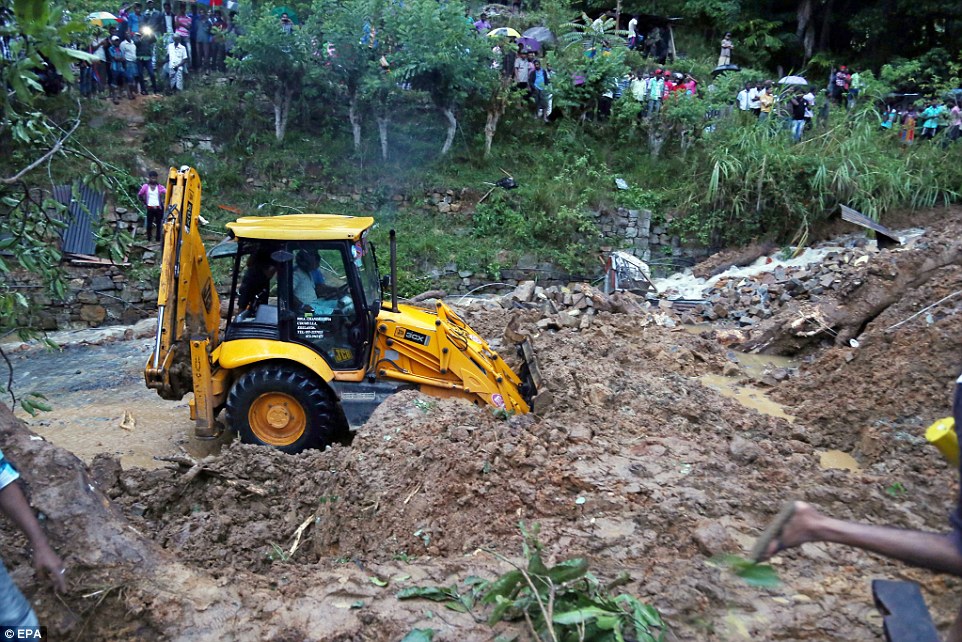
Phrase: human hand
[{"left": 33, "top": 543, "right": 66, "bottom": 593}]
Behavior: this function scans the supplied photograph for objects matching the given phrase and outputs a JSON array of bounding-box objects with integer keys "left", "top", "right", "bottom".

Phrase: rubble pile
[
  {"left": 685, "top": 245, "right": 877, "bottom": 327},
  {"left": 498, "top": 280, "right": 677, "bottom": 331}
]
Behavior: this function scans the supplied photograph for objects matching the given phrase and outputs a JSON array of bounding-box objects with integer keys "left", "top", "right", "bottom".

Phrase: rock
[
  {"left": 729, "top": 435, "right": 763, "bottom": 464},
  {"left": 511, "top": 281, "right": 536, "bottom": 303},
  {"left": 437, "top": 202, "right": 451, "bottom": 213},
  {"left": 77, "top": 290, "right": 99, "bottom": 304},
  {"left": 567, "top": 425, "right": 592, "bottom": 443},
  {"left": 722, "top": 362, "right": 741, "bottom": 377},
  {"left": 692, "top": 520, "right": 732, "bottom": 556},
  {"left": 79, "top": 305, "right": 106, "bottom": 325},
  {"left": 89, "top": 276, "right": 116, "bottom": 291},
  {"left": 457, "top": 270, "right": 473, "bottom": 278},
  {"left": 713, "top": 303, "right": 729, "bottom": 318}
]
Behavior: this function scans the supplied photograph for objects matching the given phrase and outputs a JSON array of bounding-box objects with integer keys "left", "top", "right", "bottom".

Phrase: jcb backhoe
[{"left": 144, "top": 167, "right": 544, "bottom": 453}]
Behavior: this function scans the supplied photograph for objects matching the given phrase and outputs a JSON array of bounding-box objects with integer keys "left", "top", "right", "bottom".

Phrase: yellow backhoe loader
[{"left": 144, "top": 167, "right": 544, "bottom": 453}]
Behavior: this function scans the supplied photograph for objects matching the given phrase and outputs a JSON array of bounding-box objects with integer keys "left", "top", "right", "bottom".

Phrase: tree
[
  {"left": 389, "top": 0, "right": 490, "bottom": 156},
  {"left": 229, "top": 7, "right": 315, "bottom": 141}
]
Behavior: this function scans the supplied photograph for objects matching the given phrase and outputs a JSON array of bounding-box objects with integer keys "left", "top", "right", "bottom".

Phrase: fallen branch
[
  {"left": 1, "top": 99, "right": 82, "bottom": 184},
  {"left": 154, "top": 452, "right": 268, "bottom": 496}
]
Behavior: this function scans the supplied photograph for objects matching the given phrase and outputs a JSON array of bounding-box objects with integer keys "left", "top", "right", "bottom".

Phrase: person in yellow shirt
[{"left": 758, "top": 81, "right": 775, "bottom": 122}]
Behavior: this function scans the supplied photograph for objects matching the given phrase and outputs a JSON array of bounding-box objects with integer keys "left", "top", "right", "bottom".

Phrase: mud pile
[{"left": 108, "top": 302, "right": 962, "bottom": 640}]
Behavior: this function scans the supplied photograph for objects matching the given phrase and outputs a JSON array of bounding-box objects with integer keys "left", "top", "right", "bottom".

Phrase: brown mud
[{"left": 3, "top": 208, "right": 962, "bottom": 640}]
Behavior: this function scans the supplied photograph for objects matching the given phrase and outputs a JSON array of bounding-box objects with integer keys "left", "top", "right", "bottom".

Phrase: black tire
[{"left": 225, "top": 364, "right": 342, "bottom": 454}]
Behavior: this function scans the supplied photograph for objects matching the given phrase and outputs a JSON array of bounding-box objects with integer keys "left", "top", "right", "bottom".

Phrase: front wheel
[{"left": 225, "top": 365, "right": 343, "bottom": 453}]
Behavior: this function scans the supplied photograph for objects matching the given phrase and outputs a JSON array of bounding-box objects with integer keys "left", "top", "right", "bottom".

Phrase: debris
[
  {"left": 119, "top": 410, "right": 136, "bottom": 431},
  {"left": 288, "top": 514, "right": 316, "bottom": 556}
]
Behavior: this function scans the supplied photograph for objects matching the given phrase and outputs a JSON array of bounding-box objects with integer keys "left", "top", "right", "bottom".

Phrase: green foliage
[
  {"left": 710, "top": 555, "right": 781, "bottom": 588},
  {"left": 397, "top": 523, "right": 666, "bottom": 641},
  {"left": 672, "top": 104, "right": 962, "bottom": 247}
]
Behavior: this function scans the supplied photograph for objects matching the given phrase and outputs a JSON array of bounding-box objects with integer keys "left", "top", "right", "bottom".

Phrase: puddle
[
  {"left": 698, "top": 374, "right": 795, "bottom": 422},
  {"left": 732, "top": 352, "right": 798, "bottom": 379},
  {"left": 818, "top": 450, "right": 861, "bottom": 472}
]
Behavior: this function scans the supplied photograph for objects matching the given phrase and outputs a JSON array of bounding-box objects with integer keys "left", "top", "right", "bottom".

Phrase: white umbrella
[{"left": 778, "top": 75, "right": 808, "bottom": 86}]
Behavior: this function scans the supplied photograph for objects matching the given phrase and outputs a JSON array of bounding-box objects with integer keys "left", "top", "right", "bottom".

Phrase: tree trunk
[
  {"left": 614, "top": 0, "right": 622, "bottom": 38},
  {"left": 796, "top": 0, "right": 816, "bottom": 62},
  {"left": 348, "top": 93, "right": 362, "bottom": 153},
  {"left": 817, "top": 0, "right": 834, "bottom": 53},
  {"left": 440, "top": 107, "right": 457, "bottom": 156},
  {"left": 484, "top": 109, "right": 500, "bottom": 159},
  {"left": 274, "top": 87, "right": 293, "bottom": 142},
  {"left": 376, "top": 115, "right": 389, "bottom": 161}
]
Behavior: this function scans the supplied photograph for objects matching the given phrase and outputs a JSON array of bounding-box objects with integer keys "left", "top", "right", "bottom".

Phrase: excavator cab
[{"left": 146, "top": 167, "right": 544, "bottom": 454}]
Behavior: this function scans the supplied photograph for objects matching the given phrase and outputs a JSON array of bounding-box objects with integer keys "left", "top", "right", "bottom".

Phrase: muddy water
[
  {"left": 697, "top": 373, "right": 795, "bottom": 421},
  {"left": 10, "top": 339, "right": 195, "bottom": 469}
]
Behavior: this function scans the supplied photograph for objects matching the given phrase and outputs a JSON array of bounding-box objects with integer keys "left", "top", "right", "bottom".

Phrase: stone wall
[
  {"left": 595, "top": 207, "right": 710, "bottom": 273},
  {"left": 9, "top": 265, "right": 158, "bottom": 331}
]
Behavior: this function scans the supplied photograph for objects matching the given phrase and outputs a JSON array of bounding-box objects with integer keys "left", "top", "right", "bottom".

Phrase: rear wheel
[{"left": 226, "top": 365, "right": 341, "bottom": 453}]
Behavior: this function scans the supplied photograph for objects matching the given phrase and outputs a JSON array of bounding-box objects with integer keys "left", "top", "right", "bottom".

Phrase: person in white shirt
[
  {"left": 802, "top": 89, "right": 816, "bottom": 130},
  {"left": 630, "top": 71, "right": 649, "bottom": 103},
  {"left": 138, "top": 171, "right": 167, "bottom": 242},
  {"left": 627, "top": 15, "right": 638, "bottom": 49},
  {"left": 119, "top": 35, "right": 138, "bottom": 99},
  {"left": 736, "top": 81, "right": 751, "bottom": 111},
  {"left": 166, "top": 35, "right": 188, "bottom": 91},
  {"left": 513, "top": 48, "right": 532, "bottom": 90}
]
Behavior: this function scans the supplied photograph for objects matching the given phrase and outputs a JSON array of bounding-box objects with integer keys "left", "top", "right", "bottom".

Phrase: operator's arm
[{"left": 0, "top": 452, "right": 66, "bottom": 592}]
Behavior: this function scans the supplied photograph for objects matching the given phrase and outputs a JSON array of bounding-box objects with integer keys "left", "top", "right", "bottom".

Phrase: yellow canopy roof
[{"left": 226, "top": 214, "right": 375, "bottom": 241}]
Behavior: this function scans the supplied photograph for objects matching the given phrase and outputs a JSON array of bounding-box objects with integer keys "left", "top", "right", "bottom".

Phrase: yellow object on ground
[{"left": 926, "top": 417, "right": 959, "bottom": 467}]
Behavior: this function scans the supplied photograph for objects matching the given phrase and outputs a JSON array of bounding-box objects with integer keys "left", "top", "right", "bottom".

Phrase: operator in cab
[
  {"left": 292, "top": 249, "right": 352, "bottom": 316},
  {"left": 237, "top": 249, "right": 276, "bottom": 312}
]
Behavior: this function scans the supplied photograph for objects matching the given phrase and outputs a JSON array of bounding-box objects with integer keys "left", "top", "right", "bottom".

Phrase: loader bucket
[{"left": 518, "top": 338, "right": 552, "bottom": 414}]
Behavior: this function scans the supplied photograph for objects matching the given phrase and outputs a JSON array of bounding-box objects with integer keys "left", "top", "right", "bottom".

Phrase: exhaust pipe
[{"left": 390, "top": 229, "right": 399, "bottom": 313}]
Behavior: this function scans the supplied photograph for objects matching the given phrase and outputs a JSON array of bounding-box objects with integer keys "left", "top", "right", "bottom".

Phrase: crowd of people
[{"left": 77, "top": 1, "right": 241, "bottom": 102}]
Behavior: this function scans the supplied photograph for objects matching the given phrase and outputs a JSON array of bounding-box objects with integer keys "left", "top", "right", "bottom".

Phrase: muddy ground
[{"left": 5, "top": 208, "right": 962, "bottom": 641}]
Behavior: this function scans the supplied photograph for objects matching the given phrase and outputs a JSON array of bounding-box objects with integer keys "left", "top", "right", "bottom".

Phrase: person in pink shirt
[{"left": 138, "top": 171, "right": 167, "bottom": 242}]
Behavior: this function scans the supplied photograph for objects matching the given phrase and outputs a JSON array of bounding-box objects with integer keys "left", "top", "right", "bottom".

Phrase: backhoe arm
[{"left": 144, "top": 167, "right": 220, "bottom": 403}]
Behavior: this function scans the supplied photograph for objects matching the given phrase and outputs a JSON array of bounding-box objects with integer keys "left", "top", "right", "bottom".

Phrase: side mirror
[
  {"left": 381, "top": 274, "right": 392, "bottom": 290},
  {"left": 271, "top": 250, "right": 293, "bottom": 264}
]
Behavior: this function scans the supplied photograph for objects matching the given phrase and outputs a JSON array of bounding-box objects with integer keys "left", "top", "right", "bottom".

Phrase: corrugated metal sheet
[{"left": 54, "top": 183, "right": 106, "bottom": 255}]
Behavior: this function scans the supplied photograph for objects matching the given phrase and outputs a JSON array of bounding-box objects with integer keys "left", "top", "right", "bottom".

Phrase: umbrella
[
  {"left": 711, "top": 63, "right": 740, "bottom": 77},
  {"left": 271, "top": 6, "right": 300, "bottom": 24},
  {"left": 778, "top": 75, "right": 808, "bottom": 86},
  {"left": 522, "top": 26, "right": 555, "bottom": 43},
  {"left": 488, "top": 27, "right": 521, "bottom": 38},
  {"left": 87, "top": 11, "right": 119, "bottom": 27},
  {"left": 517, "top": 37, "right": 540, "bottom": 52}
]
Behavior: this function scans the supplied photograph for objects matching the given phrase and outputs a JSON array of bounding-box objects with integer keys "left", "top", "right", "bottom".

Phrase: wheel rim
[{"left": 248, "top": 392, "right": 307, "bottom": 446}]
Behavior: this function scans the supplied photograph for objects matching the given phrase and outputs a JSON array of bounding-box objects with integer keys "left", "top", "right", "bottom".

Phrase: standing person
[
  {"left": 718, "top": 32, "right": 733, "bottom": 66},
  {"left": 945, "top": 102, "right": 962, "bottom": 146},
  {"left": 210, "top": 10, "right": 226, "bottom": 72},
  {"left": 834, "top": 65, "right": 850, "bottom": 105},
  {"left": 120, "top": 33, "right": 138, "bottom": 100},
  {"left": 107, "top": 35, "right": 125, "bottom": 104},
  {"left": 901, "top": 106, "right": 917, "bottom": 145},
  {"left": 802, "top": 87, "right": 816, "bottom": 131},
  {"left": 279, "top": 12, "right": 294, "bottom": 34},
  {"left": 758, "top": 81, "right": 775, "bottom": 122},
  {"left": 736, "top": 81, "right": 751, "bottom": 112},
  {"left": 166, "top": 33, "right": 188, "bottom": 92},
  {"left": 751, "top": 372, "right": 962, "bottom": 642},
  {"left": 630, "top": 70, "right": 648, "bottom": 104},
  {"left": 749, "top": 81, "right": 762, "bottom": 117},
  {"left": 920, "top": 100, "right": 945, "bottom": 140},
  {"left": 188, "top": 3, "right": 200, "bottom": 70},
  {"left": 174, "top": 5, "right": 192, "bottom": 61},
  {"left": 529, "top": 59, "right": 550, "bottom": 123},
  {"left": 90, "top": 32, "right": 109, "bottom": 97},
  {"left": 500, "top": 42, "right": 517, "bottom": 80},
  {"left": 627, "top": 15, "right": 638, "bottom": 50},
  {"left": 847, "top": 69, "right": 862, "bottom": 109},
  {"left": 161, "top": 2, "right": 174, "bottom": 41},
  {"left": 127, "top": 3, "right": 142, "bottom": 37},
  {"left": 196, "top": 7, "right": 212, "bottom": 72},
  {"left": 647, "top": 69, "right": 665, "bottom": 115},
  {"left": 474, "top": 12, "right": 491, "bottom": 32},
  {"left": 789, "top": 91, "right": 806, "bottom": 141},
  {"left": 144, "top": 0, "right": 163, "bottom": 35},
  {"left": 880, "top": 103, "right": 898, "bottom": 131},
  {"left": 135, "top": 29, "right": 158, "bottom": 94},
  {"left": 138, "top": 171, "right": 166, "bottom": 242},
  {"left": 0, "top": 448, "right": 67, "bottom": 629}
]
